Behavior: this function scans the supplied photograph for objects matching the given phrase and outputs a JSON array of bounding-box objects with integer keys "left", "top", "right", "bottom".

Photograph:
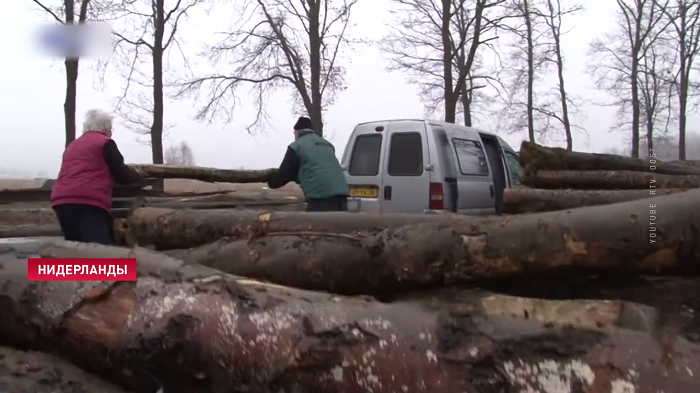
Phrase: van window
[
  {"left": 453, "top": 138, "right": 489, "bottom": 175},
  {"left": 505, "top": 151, "right": 522, "bottom": 185},
  {"left": 348, "top": 134, "right": 382, "bottom": 176},
  {"left": 388, "top": 132, "right": 423, "bottom": 176}
]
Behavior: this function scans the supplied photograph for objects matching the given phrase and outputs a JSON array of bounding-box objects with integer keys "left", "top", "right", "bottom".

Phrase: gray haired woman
[{"left": 51, "top": 109, "right": 146, "bottom": 244}]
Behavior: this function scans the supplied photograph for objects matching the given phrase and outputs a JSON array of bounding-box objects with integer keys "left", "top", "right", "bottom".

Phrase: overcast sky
[{"left": 0, "top": 0, "right": 690, "bottom": 178}]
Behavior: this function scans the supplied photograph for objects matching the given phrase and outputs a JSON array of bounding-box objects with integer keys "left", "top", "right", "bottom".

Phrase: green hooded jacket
[{"left": 288, "top": 130, "right": 350, "bottom": 199}]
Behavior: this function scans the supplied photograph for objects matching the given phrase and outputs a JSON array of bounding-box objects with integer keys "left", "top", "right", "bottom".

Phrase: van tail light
[{"left": 429, "top": 182, "right": 444, "bottom": 210}]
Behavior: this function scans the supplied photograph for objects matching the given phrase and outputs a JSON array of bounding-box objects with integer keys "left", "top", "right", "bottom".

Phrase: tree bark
[
  {"left": 142, "top": 192, "right": 304, "bottom": 210},
  {"left": 130, "top": 164, "right": 277, "bottom": 184},
  {"left": 2, "top": 241, "right": 695, "bottom": 393},
  {"left": 62, "top": 0, "right": 77, "bottom": 147},
  {"left": 519, "top": 141, "right": 700, "bottom": 175},
  {"left": 127, "top": 208, "right": 446, "bottom": 250},
  {"left": 503, "top": 188, "right": 685, "bottom": 214},
  {"left": 63, "top": 58, "right": 78, "bottom": 147},
  {"left": 670, "top": 159, "right": 700, "bottom": 167},
  {"left": 150, "top": 189, "right": 700, "bottom": 296},
  {"left": 0, "top": 346, "right": 130, "bottom": 393},
  {"left": 546, "top": 0, "right": 573, "bottom": 151},
  {"left": 0, "top": 208, "right": 57, "bottom": 226},
  {"left": 147, "top": 200, "right": 304, "bottom": 210},
  {"left": 520, "top": 170, "right": 700, "bottom": 189},
  {"left": 0, "top": 224, "right": 62, "bottom": 238},
  {"left": 523, "top": 0, "right": 536, "bottom": 144}
]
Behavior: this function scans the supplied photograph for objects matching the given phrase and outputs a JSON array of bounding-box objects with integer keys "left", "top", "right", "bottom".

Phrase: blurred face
[{"left": 293, "top": 129, "right": 300, "bottom": 139}]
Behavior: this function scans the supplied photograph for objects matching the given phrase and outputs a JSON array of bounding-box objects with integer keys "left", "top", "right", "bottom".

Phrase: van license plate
[{"left": 350, "top": 187, "right": 378, "bottom": 198}]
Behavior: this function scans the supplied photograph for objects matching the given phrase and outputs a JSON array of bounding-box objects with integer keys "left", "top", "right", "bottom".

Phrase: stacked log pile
[
  {"left": 0, "top": 180, "right": 304, "bottom": 239},
  {"left": 2, "top": 160, "right": 700, "bottom": 391},
  {"left": 0, "top": 241, "right": 698, "bottom": 393},
  {"left": 504, "top": 141, "right": 700, "bottom": 214}
]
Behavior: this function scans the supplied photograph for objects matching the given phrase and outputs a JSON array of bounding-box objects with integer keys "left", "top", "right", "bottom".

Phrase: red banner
[{"left": 27, "top": 258, "right": 137, "bottom": 281}]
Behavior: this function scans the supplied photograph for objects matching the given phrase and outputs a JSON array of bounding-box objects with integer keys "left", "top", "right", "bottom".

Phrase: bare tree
[
  {"left": 164, "top": 140, "right": 195, "bottom": 165},
  {"left": 492, "top": 0, "right": 582, "bottom": 148},
  {"left": 657, "top": 0, "right": 700, "bottom": 159},
  {"left": 176, "top": 0, "right": 358, "bottom": 137},
  {"left": 31, "top": 0, "right": 95, "bottom": 147},
  {"left": 104, "top": 0, "right": 202, "bottom": 169},
  {"left": 588, "top": 0, "right": 670, "bottom": 158},
  {"left": 496, "top": 0, "right": 547, "bottom": 142},
  {"left": 537, "top": 0, "right": 582, "bottom": 150},
  {"left": 381, "top": 0, "right": 507, "bottom": 125},
  {"left": 638, "top": 42, "right": 676, "bottom": 151}
]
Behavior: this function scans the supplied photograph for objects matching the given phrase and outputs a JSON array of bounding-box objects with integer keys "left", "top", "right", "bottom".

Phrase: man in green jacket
[{"left": 267, "top": 116, "right": 350, "bottom": 211}]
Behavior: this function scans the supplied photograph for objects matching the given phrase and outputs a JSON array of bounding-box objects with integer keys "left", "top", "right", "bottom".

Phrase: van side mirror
[{"left": 340, "top": 164, "right": 348, "bottom": 171}]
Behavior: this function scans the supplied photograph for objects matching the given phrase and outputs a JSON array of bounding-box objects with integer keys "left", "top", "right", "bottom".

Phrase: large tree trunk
[
  {"left": 520, "top": 170, "right": 700, "bottom": 189},
  {"left": 0, "top": 224, "right": 62, "bottom": 238},
  {"left": 63, "top": 59, "right": 78, "bottom": 147},
  {"left": 146, "top": 200, "right": 305, "bottom": 211},
  {"left": 670, "top": 159, "right": 700, "bottom": 167},
  {"left": 503, "top": 188, "right": 685, "bottom": 214},
  {"left": 151, "top": 189, "right": 700, "bottom": 296},
  {"left": 127, "top": 208, "right": 446, "bottom": 250},
  {"left": 4, "top": 241, "right": 696, "bottom": 393},
  {"left": 0, "top": 208, "right": 57, "bottom": 226},
  {"left": 519, "top": 141, "right": 700, "bottom": 175},
  {"left": 0, "top": 346, "right": 129, "bottom": 393},
  {"left": 130, "top": 164, "right": 278, "bottom": 184}
]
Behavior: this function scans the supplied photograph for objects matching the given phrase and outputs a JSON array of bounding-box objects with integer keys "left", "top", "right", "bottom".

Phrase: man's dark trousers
[
  {"left": 53, "top": 203, "right": 114, "bottom": 245},
  {"left": 306, "top": 196, "right": 348, "bottom": 212}
]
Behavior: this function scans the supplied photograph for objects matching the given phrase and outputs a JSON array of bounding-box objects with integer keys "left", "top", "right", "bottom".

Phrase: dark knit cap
[{"left": 293, "top": 116, "right": 314, "bottom": 131}]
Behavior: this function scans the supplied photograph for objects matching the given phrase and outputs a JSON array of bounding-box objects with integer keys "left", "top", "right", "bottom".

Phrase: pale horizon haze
[{"left": 0, "top": 0, "right": 693, "bottom": 178}]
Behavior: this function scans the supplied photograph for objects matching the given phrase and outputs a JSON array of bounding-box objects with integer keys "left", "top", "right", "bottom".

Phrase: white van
[{"left": 340, "top": 119, "right": 521, "bottom": 215}]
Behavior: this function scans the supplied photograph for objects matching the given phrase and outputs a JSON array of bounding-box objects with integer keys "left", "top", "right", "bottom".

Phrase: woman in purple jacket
[{"left": 50, "top": 109, "right": 146, "bottom": 245}]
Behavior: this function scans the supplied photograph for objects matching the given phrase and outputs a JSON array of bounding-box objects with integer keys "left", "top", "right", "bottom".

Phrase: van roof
[
  {"left": 354, "top": 119, "right": 516, "bottom": 151},
  {"left": 355, "top": 119, "right": 498, "bottom": 137}
]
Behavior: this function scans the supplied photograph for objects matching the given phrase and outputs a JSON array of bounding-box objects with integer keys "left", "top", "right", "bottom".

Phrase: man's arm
[
  {"left": 268, "top": 147, "right": 300, "bottom": 189},
  {"left": 102, "top": 140, "right": 142, "bottom": 185}
]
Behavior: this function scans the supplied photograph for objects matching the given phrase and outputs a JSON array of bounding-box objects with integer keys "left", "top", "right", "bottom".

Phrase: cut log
[
  {"left": 400, "top": 287, "right": 699, "bottom": 336},
  {"left": 0, "top": 346, "right": 130, "bottom": 393},
  {"left": 2, "top": 240, "right": 694, "bottom": 393},
  {"left": 159, "top": 189, "right": 700, "bottom": 296},
  {"left": 127, "top": 208, "right": 447, "bottom": 250},
  {"left": 147, "top": 200, "right": 305, "bottom": 210},
  {"left": 670, "top": 159, "right": 700, "bottom": 167},
  {"left": 0, "top": 224, "right": 62, "bottom": 238},
  {"left": 130, "top": 164, "right": 278, "bottom": 184},
  {"left": 0, "top": 208, "right": 57, "bottom": 226},
  {"left": 520, "top": 169, "right": 700, "bottom": 189},
  {"left": 503, "top": 188, "right": 685, "bottom": 214},
  {"left": 519, "top": 140, "right": 700, "bottom": 175}
]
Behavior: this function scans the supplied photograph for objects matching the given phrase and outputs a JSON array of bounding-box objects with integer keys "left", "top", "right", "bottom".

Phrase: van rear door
[
  {"left": 381, "top": 121, "right": 431, "bottom": 213},
  {"left": 342, "top": 123, "right": 386, "bottom": 213},
  {"left": 447, "top": 132, "right": 495, "bottom": 215},
  {"left": 496, "top": 137, "right": 522, "bottom": 187}
]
